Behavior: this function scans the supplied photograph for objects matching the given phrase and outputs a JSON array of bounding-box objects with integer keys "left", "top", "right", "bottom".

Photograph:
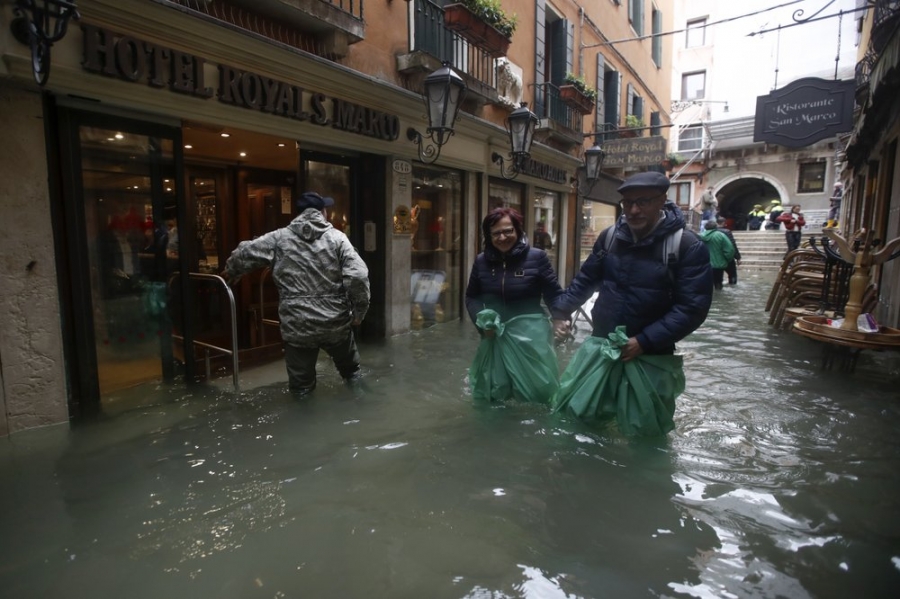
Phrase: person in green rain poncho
[
  {"left": 700, "top": 220, "right": 735, "bottom": 291},
  {"left": 550, "top": 172, "right": 713, "bottom": 435},
  {"left": 465, "top": 207, "right": 569, "bottom": 403}
]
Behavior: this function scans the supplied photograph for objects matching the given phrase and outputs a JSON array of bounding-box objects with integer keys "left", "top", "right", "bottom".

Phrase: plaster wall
[{"left": 0, "top": 85, "right": 69, "bottom": 436}]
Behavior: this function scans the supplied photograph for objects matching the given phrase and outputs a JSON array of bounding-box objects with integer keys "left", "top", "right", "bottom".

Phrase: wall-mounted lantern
[
  {"left": 491, "top": 102, "right": 539, "bottom": 180},
  {"left": 406, "top": 62, "right": 467, "bottom": 164}
]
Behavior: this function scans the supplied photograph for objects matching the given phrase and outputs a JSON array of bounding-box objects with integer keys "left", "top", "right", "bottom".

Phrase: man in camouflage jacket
[{"left": 223, "top": 192, "right": 370, "bottom": 394}]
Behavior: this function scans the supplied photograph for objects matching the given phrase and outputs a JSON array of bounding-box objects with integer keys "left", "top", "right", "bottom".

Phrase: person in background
[
  {"left": 701, "top": 221, "right": 736, "bottom": 291},
  {"left": 716, "top": 217, "right": 741, "bottom": 285},
  {"left": 533, "top": 220, "right": 553, "bottom": 250},
  {"left": 222, "top": 191, "right": 370, "bottom": 395},
  {"left": 465, "top": 207, "right": 567, "bottom": 402},
  {"left": 699, "top": 186, "right": 718, "bottom": 231},
  {"left": 552, "top": 171, "right": 713, "bottom": 360},
  {"left": 765, "top": 199, "right": 784, "bottom": 230},
  {"left": 747, "top": 204, "right": 767, "bottom": 231},
  {"left": 777, "top": 205, "right": 806, "bottom": 253},
  {"left": 826, "top": 182, "right": 843, "bottom": 228}
]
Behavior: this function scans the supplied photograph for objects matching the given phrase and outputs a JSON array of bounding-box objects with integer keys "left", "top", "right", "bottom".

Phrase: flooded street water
[{"left": 2, "top": 272, "right": 900, "bottom": 598}]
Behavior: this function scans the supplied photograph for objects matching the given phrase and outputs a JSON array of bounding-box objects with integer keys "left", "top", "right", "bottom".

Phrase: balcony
[
  {"left": 171, "top": 0, "right": 364, "bottom": 59},
  {"left": 397, "top": 0, "right": 501, "bottom": 106},
  {"left": 871, "top": 0, "right": 900, "bottom": 53},
  {"left": 855, "top": 48, "right": 877, "bottom": 105},
  {"left": 533, "top": 83, "right": 584, "bottom": 149}
]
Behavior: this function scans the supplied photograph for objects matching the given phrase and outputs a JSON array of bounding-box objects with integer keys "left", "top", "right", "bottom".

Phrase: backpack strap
[
  {"left": 594, "top": 225, "right": 616, "bottom": 259},
  {"left": 662, "top": 226, "right": 683, "bottom": 266}
]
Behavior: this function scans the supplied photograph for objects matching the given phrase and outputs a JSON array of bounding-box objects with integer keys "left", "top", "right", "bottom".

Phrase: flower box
[
  {"left": 559, "top": 84, "right": 595, "bottom": 115},
  {"left": 444, "top": 4, "right": 512, "bottom": 58}
]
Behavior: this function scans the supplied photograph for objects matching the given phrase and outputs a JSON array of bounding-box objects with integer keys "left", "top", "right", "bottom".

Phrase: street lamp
[
  {"left": 10, "top": 0, "right": 80, "bottom": 86},
  {"left": 583, "top": 141, "right": 606, "bottom": 185},
  {"left": 407, "top": 62, "right": 467, "bottom": 164},
  {"left": 572, "top": 141, "right": 606, "bottom": 197},
  {"left": 491, "top": 102, "right": 539, "bottom": 180}
]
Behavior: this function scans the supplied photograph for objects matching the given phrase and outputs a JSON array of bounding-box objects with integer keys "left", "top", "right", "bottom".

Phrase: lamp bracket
[{"left": 11, "top": 0, "right": 81, "bottom": 86}]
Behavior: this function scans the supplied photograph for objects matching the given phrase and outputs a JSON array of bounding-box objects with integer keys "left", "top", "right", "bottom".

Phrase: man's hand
[
  {"left": 620, "top": 337, "right": 644, "bottom": 362},
  {"left": 552, "top": 319, "right": 571, "bottom": 342},
  {"left": 352, "top": 318, "right": 362, "bottom": 326}
]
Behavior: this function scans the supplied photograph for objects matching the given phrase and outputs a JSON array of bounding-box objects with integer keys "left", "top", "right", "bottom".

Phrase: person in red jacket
[{"left": 777, "top": 205, "right": 806, "bottom": 253}]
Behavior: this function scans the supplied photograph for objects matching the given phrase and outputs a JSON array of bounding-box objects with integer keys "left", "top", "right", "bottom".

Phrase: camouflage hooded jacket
[{"left": 224, "top": 208, "right": 370, "bottom": 347}]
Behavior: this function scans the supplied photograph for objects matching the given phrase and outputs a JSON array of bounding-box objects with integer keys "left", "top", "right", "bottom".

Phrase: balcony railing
[
  {"left": 169, "top": 0, "right": 364, "bottom": 58},
  {"left": 536, "top": 83, "right": 583, "bottom": 133},
  {"left": 411, "top": 0, "right": 498, "bottom": 91},
  {"left": 855, "top": 47, "right": 878, "bottom": 103},
  {"left": 872, "top": 0, "right": 900, "bottom": 52}
]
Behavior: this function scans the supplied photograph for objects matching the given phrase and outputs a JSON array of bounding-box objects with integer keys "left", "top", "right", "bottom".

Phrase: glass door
[{"left": 60, "top": 111, "right": 185, "bottom": 408}]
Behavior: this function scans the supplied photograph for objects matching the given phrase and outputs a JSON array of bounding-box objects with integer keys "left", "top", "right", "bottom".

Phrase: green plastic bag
[
  {"left": 470, "top": 309, "right": 559, "bottom": 403},
  {"left": 552, "top": 326, "right": 685, "bottom": 436}
]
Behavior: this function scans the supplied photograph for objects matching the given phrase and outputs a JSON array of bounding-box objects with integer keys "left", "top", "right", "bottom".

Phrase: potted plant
[
  {"left": 559, "top": 72, "right": 597, "bottom": 115},
  {"left": 662, "top": 152, "right": 682, "bottom": 170},
  {"left": 444, "top": 0, "right": 518, "bottom": 58},
  {"left": 620, "top": 114, "right": 644, "bottom": 137}
]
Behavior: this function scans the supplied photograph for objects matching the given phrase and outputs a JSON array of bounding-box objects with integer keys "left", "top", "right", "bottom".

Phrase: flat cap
[
  {"left": 296, "top": 191, "right": 335, "bottom": 211},
  {"left": 617, "top": 171, "right": 670, "bottom": 193}
]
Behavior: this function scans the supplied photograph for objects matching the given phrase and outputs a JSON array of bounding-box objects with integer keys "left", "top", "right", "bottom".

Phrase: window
[
  {"left": 652, "top": 7, "right": 663, "bottom": 67},
  {"left": 678, "top": 125, "right": 703, "bottom": 152},
  {"left": 668, "top": 182, "right": 691, "bottom": 208},
  {"left": 681, "top": 71, "right": 706, "bottom": 100},
  {"left": 798, "top": 162, "right": 826, "bottom": 193},
  {"left": 629, "top": 0, "right": 644, "bottom": 36},
  {"left": 686, "top": 18, "right": 707, "bottom": 48}
]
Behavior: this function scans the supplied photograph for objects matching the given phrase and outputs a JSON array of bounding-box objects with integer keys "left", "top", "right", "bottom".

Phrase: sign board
[
  {"left": 753, "top": 78, "right": 855, "bottom": 147},
  {"left": 601, "top": 136, "right": 666, "bottom": 168}
]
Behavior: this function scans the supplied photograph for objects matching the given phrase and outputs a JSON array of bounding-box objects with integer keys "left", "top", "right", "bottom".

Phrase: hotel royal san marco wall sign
[
  {"left": 753, "top": 77, "right": 855, "bottom": 148},
  {"left": 80, "top": 25, "right": 401, "bottom": 142}
]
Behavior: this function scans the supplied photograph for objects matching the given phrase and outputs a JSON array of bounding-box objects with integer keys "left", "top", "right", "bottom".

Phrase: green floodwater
[{"left": 2, "top": 271, "right": 900, "bottom": 598}]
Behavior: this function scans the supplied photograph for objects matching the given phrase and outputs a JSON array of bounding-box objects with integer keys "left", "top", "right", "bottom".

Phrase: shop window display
[{"left": 410, "top": 166, "right": 463, "bottom": 328}]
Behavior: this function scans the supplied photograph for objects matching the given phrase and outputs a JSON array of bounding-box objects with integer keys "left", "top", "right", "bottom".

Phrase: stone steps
[{"left": 730, "top": 229, "right": 824, "bottom": 271}]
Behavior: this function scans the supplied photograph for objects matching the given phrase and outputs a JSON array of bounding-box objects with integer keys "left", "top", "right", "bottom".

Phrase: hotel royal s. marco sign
[
  {"left": 753, "top": 77, "right": 855, "bottom": 148},
  {"left": 80, "top": 25, "right": 567, "bottom": 185},
  {"left": 80, "top": 25, "right": 401, "bottom": 142}
]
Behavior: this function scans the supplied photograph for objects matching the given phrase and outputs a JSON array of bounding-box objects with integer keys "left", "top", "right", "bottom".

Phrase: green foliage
[
  {"left": 625, "top": 114, "right": 645, "bottom": 129},
  {"left": 563, "top": 72, "right": 598, "bottom": 102},
  {"left": 666, "top": 152, "right": 683, "bottom": 165},
  {"left": 459, "top": 0, "right": 518, "bottom": 37}
]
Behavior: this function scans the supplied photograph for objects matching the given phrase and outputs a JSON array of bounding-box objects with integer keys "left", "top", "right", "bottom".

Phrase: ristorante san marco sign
[
  {"left": 80, "top": 24, "right": 401, "bottom": 142},
  {"left": 753, "top": 77, "right": 855, "bottom": 148}
]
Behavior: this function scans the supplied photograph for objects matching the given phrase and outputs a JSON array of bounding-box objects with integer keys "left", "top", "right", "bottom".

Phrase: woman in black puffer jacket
[
  {"left": 465, "top": 208, "right": 567, "bottom": 403},
  {"left": 465, "top": 207, "right": 567, "bottom": 326}
]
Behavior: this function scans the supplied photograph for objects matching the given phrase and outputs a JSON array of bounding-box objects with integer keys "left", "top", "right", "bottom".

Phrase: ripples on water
[{"left": 1, "top": 272, "right": 899, "bottom": 598}]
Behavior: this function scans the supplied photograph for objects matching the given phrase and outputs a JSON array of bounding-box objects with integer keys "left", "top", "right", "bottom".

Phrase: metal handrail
[{"left": 172, "top": 272, "right": 240, "bottom": 391}]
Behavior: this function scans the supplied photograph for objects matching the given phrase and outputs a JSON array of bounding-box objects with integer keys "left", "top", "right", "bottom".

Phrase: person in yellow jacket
[{"left": 747, "top": 204, "right": 766, "bottom": 230}]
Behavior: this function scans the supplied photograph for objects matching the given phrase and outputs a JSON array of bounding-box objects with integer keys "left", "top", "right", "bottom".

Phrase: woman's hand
[{"left": 552, "top": 319, "right": 571, "bottom": 342}]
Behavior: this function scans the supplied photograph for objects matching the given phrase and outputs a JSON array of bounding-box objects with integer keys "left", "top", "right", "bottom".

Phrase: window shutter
[
  {"left": 549, "top": 19, "right": 569, "bottom": 85},
  {"left": 605, "top": 70, "right": 621, "bottom": 128},
  {"left": 535, "top": 0, "right": 547, "bottom": 116},
  {"left": 652, "top": 8, "right": 662, "bottom": 66},
  {"left": 650, "top": 111, "right": 661, "bottom": 136},
  {"left": 635, "top": 95, "right": 644, "bottom": 124},
  {"left": 595, "top": 54, "right": 606, "bottom": 134},
  {"left": 626, "top": 83, "right": 635, "bottom": 117}
]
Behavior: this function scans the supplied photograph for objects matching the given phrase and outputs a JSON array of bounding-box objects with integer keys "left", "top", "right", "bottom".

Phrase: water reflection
[{"left": 2, "top": 272, "right": 900, "bottom": 597}]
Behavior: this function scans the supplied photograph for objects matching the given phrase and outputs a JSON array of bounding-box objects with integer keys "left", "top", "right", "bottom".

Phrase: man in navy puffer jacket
[{"left": 552, "top": 172, "right": 713, "bottom": 360}]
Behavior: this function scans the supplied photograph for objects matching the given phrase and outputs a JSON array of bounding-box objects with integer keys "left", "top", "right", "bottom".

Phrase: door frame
[{"left": 54, "top": 106, "right": 193, "bottom": 415}]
